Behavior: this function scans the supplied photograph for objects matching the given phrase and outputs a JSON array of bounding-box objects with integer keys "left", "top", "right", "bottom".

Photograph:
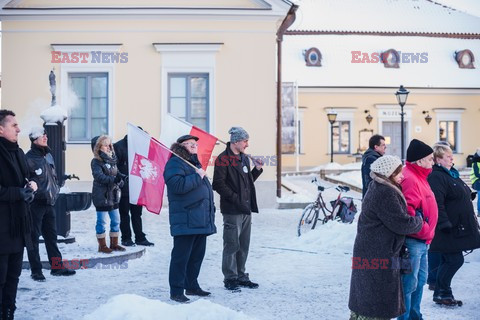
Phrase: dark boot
[
  {"left": 135, "top": 239, "right": 154, "bottom": 246},
  {"left": 121, "top": 239, "right": 136, "bottom": 247},
  {"left": 51, "top": 268, "right": 76, "bottom": 276},
  {"left": 238, "top": 280, "right": 259, "bottom": 289},
  {"left": 110, "top": 232, "right": 126, "bottom": 252},
  {"left": 97, "top": 234, "right": 113, "bottom": 254},
  {"left": 31, "top": 271, "right": 46, "bottom": 282},
  {"left": 3, "top": 306, "right": 15, "bottom": 320},
  {"left": 170, "top": 294, "right": 190, "bottom": 303}
]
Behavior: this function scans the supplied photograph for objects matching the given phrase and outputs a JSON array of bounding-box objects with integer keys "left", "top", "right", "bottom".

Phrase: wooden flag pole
[
  {"left": 151, "top": 137, "right": 200, "bottom": 171},
  {"left": 217, "top": 139, "right": 263, "bottom": 166}
]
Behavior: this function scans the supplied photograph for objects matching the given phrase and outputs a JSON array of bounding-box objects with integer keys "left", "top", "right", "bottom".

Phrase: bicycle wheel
[{"left": 298, "top": 203, "right": 319, "bottom": 236}]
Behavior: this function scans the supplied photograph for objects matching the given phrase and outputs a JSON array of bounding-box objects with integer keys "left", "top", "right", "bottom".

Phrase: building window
[
  {"left": 455, "top": 49, "right": 475, "bottom": 69},
  {"left": 168, "top": 73, "right": 209, "bottom": 131},
  {"left": 333, "top": 121, "right": 350, "bottom": 153},
  {"left": 68, "top": 73, "right": 108, "bottom": 142},
  {"left": 381, "top": 49, "right": 400, "bottom": 68},
  {"left": 439, "top": 121, "right": 457, "bottom": 152},
  {"left": 304, "top": 47, "right": 322, "bottom": 67}
]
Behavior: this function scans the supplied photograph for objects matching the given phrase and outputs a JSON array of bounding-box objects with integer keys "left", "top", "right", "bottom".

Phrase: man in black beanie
[
  {"left": 398, "top": 139, "right": 438, "bottom": 320},
  {"left": 26, "top": 127, "right": 76, "bottom": 281}
]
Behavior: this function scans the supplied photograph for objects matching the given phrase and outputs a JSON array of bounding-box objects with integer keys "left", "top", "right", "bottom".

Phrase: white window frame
[
  {"left": 325, "top": 107, "right": 355, "bottom": 155},
  {"left": 153, "top": 43, "right": 222, "bottom": 134},
  {"left": 298, "top": 107, "right": 305, "bottom": 154},
  {"left": 433, "top": 108, "right": 465, "bottom": 153},
  {"left": 53, "top": 44, "right": 118, "bottom": 143}
]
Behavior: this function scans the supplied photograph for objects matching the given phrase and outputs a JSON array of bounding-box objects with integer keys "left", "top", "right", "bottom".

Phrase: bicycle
[{"left": 297, "top": 178, "right": 358, "bottom": 237}]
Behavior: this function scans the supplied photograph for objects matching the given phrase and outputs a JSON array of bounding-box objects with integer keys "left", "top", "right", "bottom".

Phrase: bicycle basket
[{"left": 338, "top": 197, "right": 357, "bottom": 223}]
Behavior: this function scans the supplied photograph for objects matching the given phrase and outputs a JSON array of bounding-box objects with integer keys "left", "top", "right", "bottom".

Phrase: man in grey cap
[
  {"left": 26, "top": 127, "right": 76, "bottom": 281},
  {"left": 212, "top": 127, "right": 263, "bottom": 291}
]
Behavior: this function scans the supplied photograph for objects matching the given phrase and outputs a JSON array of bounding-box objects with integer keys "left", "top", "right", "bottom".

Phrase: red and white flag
[
  {"left": 160, "top": 114, "right": 218, "bottom": 170},
  {"left": 127, "top": 123, "right": 171, "bottom": 214}
]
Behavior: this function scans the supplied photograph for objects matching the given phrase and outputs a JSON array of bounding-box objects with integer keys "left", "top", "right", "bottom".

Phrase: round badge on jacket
[
  {"left": 35, "top": 168, "right": 42, "bottom": 175},
  {"left": 106, "top": 164, "right": 111, "bottom": 169},
  {"left": 243, "top": 166, "right": 248, "bottom": 173}
]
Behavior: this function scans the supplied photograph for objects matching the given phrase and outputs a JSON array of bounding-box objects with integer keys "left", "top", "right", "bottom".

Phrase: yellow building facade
[{"left": 1, "top": 0, "right": 294, "bottom": 206}]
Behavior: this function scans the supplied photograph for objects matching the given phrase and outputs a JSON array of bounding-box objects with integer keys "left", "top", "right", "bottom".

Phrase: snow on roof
[
  {"left": 289, "top": 0, "right": 480, "bottom": 36},
  {"left": 283, "top": 34, "right": 480, "bottom": 88},
  {"left": 435, "top": 0, "right": 480, "bottom": 18}
]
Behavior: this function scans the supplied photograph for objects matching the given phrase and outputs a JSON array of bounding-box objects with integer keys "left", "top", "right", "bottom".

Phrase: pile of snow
[
  {"left": 326, "top": 171, "right": 362, "bottom": 189},
  {"left": 309, "top": 162, "right": 361, "bottom": 171},
  {"left": 28, "top": 126, "right": 45, "bottom": 140},
  {"left": 295, "top": 220, "right": 357, "bottom": 255},
  {"left": 84, "top": 294, "right": 252, "bottom": 320},
  {"left": 277, "top": 192, "right": 312, "bottom": 203},
  {"left": 40, "top": 105, "right": 67, "bottom": 123}
]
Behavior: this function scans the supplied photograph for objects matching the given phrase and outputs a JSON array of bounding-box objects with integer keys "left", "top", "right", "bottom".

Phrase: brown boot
[
  {"left": 97, "top": 234, "right": 113, "bottom": 254},
  {"left": 110, "top": 232, "right": 126, "bottom": 251}
]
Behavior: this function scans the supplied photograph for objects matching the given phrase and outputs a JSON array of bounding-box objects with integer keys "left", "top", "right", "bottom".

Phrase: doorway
[{"left": 382, "top": 121, "right": 407, "bottom": 159}]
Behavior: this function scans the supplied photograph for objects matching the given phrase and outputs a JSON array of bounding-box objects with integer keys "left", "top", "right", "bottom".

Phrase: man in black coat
[
  {"left": 26, "top": 127, "right": 75, "bottom": 281},
  {"left": 361, "top": 134, "right": 386, "bottom": 198},
  {"left": 0, "top": 110, "right": 37, "bottom": 319},
  {"left": 164, "top": 135, "right": 216, "bottom": 303},
  {"left": 113, "top": 135, "right": 154, "bottom": 247},
  {"left": 212, "top": 127, "right": 263, "bottom": 291}
]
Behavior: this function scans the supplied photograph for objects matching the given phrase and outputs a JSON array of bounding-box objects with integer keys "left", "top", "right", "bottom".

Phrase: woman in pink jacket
[{"left": 398, "top": 139, "right": 438, "bottom": 320}]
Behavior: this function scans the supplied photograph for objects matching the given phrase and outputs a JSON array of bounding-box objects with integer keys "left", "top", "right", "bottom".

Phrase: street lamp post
[
  {"left": 395, "top": 85, "right": 410, "bottom": 162},
  {"left": 327, "top": 110, "right": 337, "bottom": 163}
]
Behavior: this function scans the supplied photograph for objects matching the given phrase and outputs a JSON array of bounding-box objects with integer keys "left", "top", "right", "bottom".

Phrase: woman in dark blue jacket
[{"left": 164, "top": 134, "right": 216, "bottom": 303}]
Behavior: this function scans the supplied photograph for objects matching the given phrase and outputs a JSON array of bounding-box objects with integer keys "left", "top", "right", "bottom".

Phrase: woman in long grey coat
[{"left": 349, "top": 155, "right": 423, "bottom": 320}]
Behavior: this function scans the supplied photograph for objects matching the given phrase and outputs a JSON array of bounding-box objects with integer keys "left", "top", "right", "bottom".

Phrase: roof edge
[{"left": 286, "top": 30, "right": 480, "bottom": 40}]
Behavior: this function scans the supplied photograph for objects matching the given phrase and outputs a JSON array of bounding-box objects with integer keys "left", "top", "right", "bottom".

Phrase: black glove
[
  {"left": 117, "top": 180, "right": 125, "bottom": 189},
  {"left": 19, "top": 187, "right": 35, "bottom": 203},
  {"left": 123, "top": 175, "right": 129, "bottom": 184},
  {"left": 471, "top": 192, "right": 477, "bottom": 201},
  {"left": 114, "top": 174, "right": 122, "bottom": 183}
]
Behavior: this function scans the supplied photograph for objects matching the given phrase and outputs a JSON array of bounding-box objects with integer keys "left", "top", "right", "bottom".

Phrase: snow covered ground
[{"left": 15, "top": 177, "right": 480, "bottom": 320}]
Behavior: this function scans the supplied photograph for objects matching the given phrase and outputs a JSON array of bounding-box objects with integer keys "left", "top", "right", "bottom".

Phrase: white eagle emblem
[{"left": 139, "top": 158, "right": 158, "bottom": 181}]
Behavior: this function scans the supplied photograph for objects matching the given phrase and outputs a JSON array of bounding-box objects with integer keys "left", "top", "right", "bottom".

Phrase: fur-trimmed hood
[{"left": 170, "top": 142, "right": 200, "bottom": 166}]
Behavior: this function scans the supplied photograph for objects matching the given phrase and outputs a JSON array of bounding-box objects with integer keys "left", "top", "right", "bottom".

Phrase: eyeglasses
[{"left": 182, "top": 142, "right": 198, "bottom": 147}]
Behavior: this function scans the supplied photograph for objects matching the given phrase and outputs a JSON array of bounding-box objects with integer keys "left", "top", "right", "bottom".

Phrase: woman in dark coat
[
  {"left": 164, "top": 134, "right": 216, "bottom": 303},
  {"left": 427, "top": 143, "right": 480, "bottom": 306},
  {"left": 349, "top": 155, "right": 423, "bottom": 320},
  {"left": 91, "top": 135, "right": 126, "bottom": 254}
]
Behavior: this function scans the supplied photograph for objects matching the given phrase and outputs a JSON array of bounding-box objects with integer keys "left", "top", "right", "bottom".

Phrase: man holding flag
[
  {"left": 164, "top": 135, "right": 217, "bottom": 303},
  {"left": 127, "top": 124, "right": 171, "bottom": 215},
  {"left": 114, "top": 132, "right": 154, "bottom": 247}
]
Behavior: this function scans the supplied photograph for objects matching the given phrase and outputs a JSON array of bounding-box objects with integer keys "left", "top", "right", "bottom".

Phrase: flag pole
[
  {"left": 151, "top": 137, "right": 200, "bottom": 171},
  {"left": 216, "top": 139, "right": 262, "bottom": 166}
]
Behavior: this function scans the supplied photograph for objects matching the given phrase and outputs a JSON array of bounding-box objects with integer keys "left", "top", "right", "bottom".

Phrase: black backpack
[{"left": 337, "top": 197, "right": 357, "bottom": 223}]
